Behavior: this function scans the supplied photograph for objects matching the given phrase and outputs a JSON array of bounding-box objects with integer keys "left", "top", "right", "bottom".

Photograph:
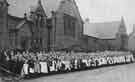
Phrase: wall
[
  {"left": 80, "top": 34, "right": 124, "bottom": 52},
  {"left": 128, "top": 33, "right": 135, "bottom": 51},
  {"left": 0, "top": 2, "right": 9, "bottom": 49},
  {"left": 50, "top": 0, "right": 83, "bottom": 50}
]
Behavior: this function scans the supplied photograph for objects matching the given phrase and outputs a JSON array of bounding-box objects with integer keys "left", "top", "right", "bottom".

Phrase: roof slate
[
  {"left": 7, "top": 0, "right": 64, "bottom": 18},
  {"left": 84, "top": 20, "right": 126, "bottom": 39}
]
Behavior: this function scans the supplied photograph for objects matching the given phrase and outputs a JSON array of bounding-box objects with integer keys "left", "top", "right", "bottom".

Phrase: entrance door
[{"left": 21, "top": 39, "right": 28, "bottom": 50}]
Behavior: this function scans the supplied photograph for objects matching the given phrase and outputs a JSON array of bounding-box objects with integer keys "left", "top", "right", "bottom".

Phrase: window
[
  {"left": 64, "top": 14, "right": 76, "bottom": 37},
  {"left": 8, "top": 31, "right": 16, "bottom": 48},
  {"left": 0, "top": 2, "right": 3, "bottom": 10}
]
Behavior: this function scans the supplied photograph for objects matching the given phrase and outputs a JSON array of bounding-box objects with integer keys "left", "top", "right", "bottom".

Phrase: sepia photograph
[{"left": 0, "top": 0, "right": 135, "bottom": 82}]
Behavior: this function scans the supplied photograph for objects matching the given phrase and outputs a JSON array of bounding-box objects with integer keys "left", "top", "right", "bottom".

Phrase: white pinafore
[
  {"left": 21, "top": 63, "right": 29, "bottom": 76},
  {"left": 40, "top": 62, "right": 48, "bottom": 73}
]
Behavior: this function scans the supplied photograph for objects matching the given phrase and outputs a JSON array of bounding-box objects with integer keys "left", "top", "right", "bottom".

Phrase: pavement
[{"left": 21, "top": 63, "right": 135, "bottom": 82}]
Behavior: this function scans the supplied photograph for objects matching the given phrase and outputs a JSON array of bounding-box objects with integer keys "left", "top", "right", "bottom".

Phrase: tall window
[
  {"left": 8, "top": 31, "right": 16, "bottom": 48},
  {"left": 64, "top": 14, "right": 76, "bottom": 37}
]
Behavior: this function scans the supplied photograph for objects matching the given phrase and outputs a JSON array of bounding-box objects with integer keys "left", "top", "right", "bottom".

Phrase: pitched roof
[
  {"left": 8, "top": 0, "right": 82, "bottom": 19},
  {"left": 8, "top": 0, "right": 37, "bottom": 17},
  {"left": 7, "top": 0, "right": 72, "bottom": 18},
  {"left": 84, "top": 19, "right": 126, "bottom": 39}
]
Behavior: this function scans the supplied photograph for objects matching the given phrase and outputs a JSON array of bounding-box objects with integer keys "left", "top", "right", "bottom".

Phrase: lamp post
[
  {"left": 50, "top": 11, "right": 56, "bottom": 51},
  {"left": 47, "top": 20, "right": 51, "bottom": 52}
]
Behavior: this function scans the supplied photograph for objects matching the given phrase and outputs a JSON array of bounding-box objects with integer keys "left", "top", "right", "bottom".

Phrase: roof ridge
[
  {"left": 89, "top": 20, "right": 121, "bottom": 24},
  {"left": 84, "top": 18, "right": 126, "bottom": 39}
]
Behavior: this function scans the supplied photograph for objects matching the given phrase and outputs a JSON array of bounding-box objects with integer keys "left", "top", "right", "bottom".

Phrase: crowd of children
[{"left": 0, "top": 49, "right": 134, "bottom": 78}]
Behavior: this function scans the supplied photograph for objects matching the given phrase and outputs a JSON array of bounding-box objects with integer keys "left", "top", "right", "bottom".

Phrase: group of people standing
[{"left": 0, "top": 49, "right": 134, "bottom": 78}]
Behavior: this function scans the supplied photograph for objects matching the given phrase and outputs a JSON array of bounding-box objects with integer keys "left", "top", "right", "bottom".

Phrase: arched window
[{"left": 64, "top": 14, "right": 76, "bottom": 37}]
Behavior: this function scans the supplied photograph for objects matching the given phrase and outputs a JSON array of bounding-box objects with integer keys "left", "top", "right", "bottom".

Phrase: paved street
[{"left": 22, "top": 63, "right": 135, "bottom": 82}]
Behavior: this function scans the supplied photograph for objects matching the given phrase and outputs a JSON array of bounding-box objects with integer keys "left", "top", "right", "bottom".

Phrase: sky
[{"left": 75, "top": 0, "right": 135, "bottom": 34}]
